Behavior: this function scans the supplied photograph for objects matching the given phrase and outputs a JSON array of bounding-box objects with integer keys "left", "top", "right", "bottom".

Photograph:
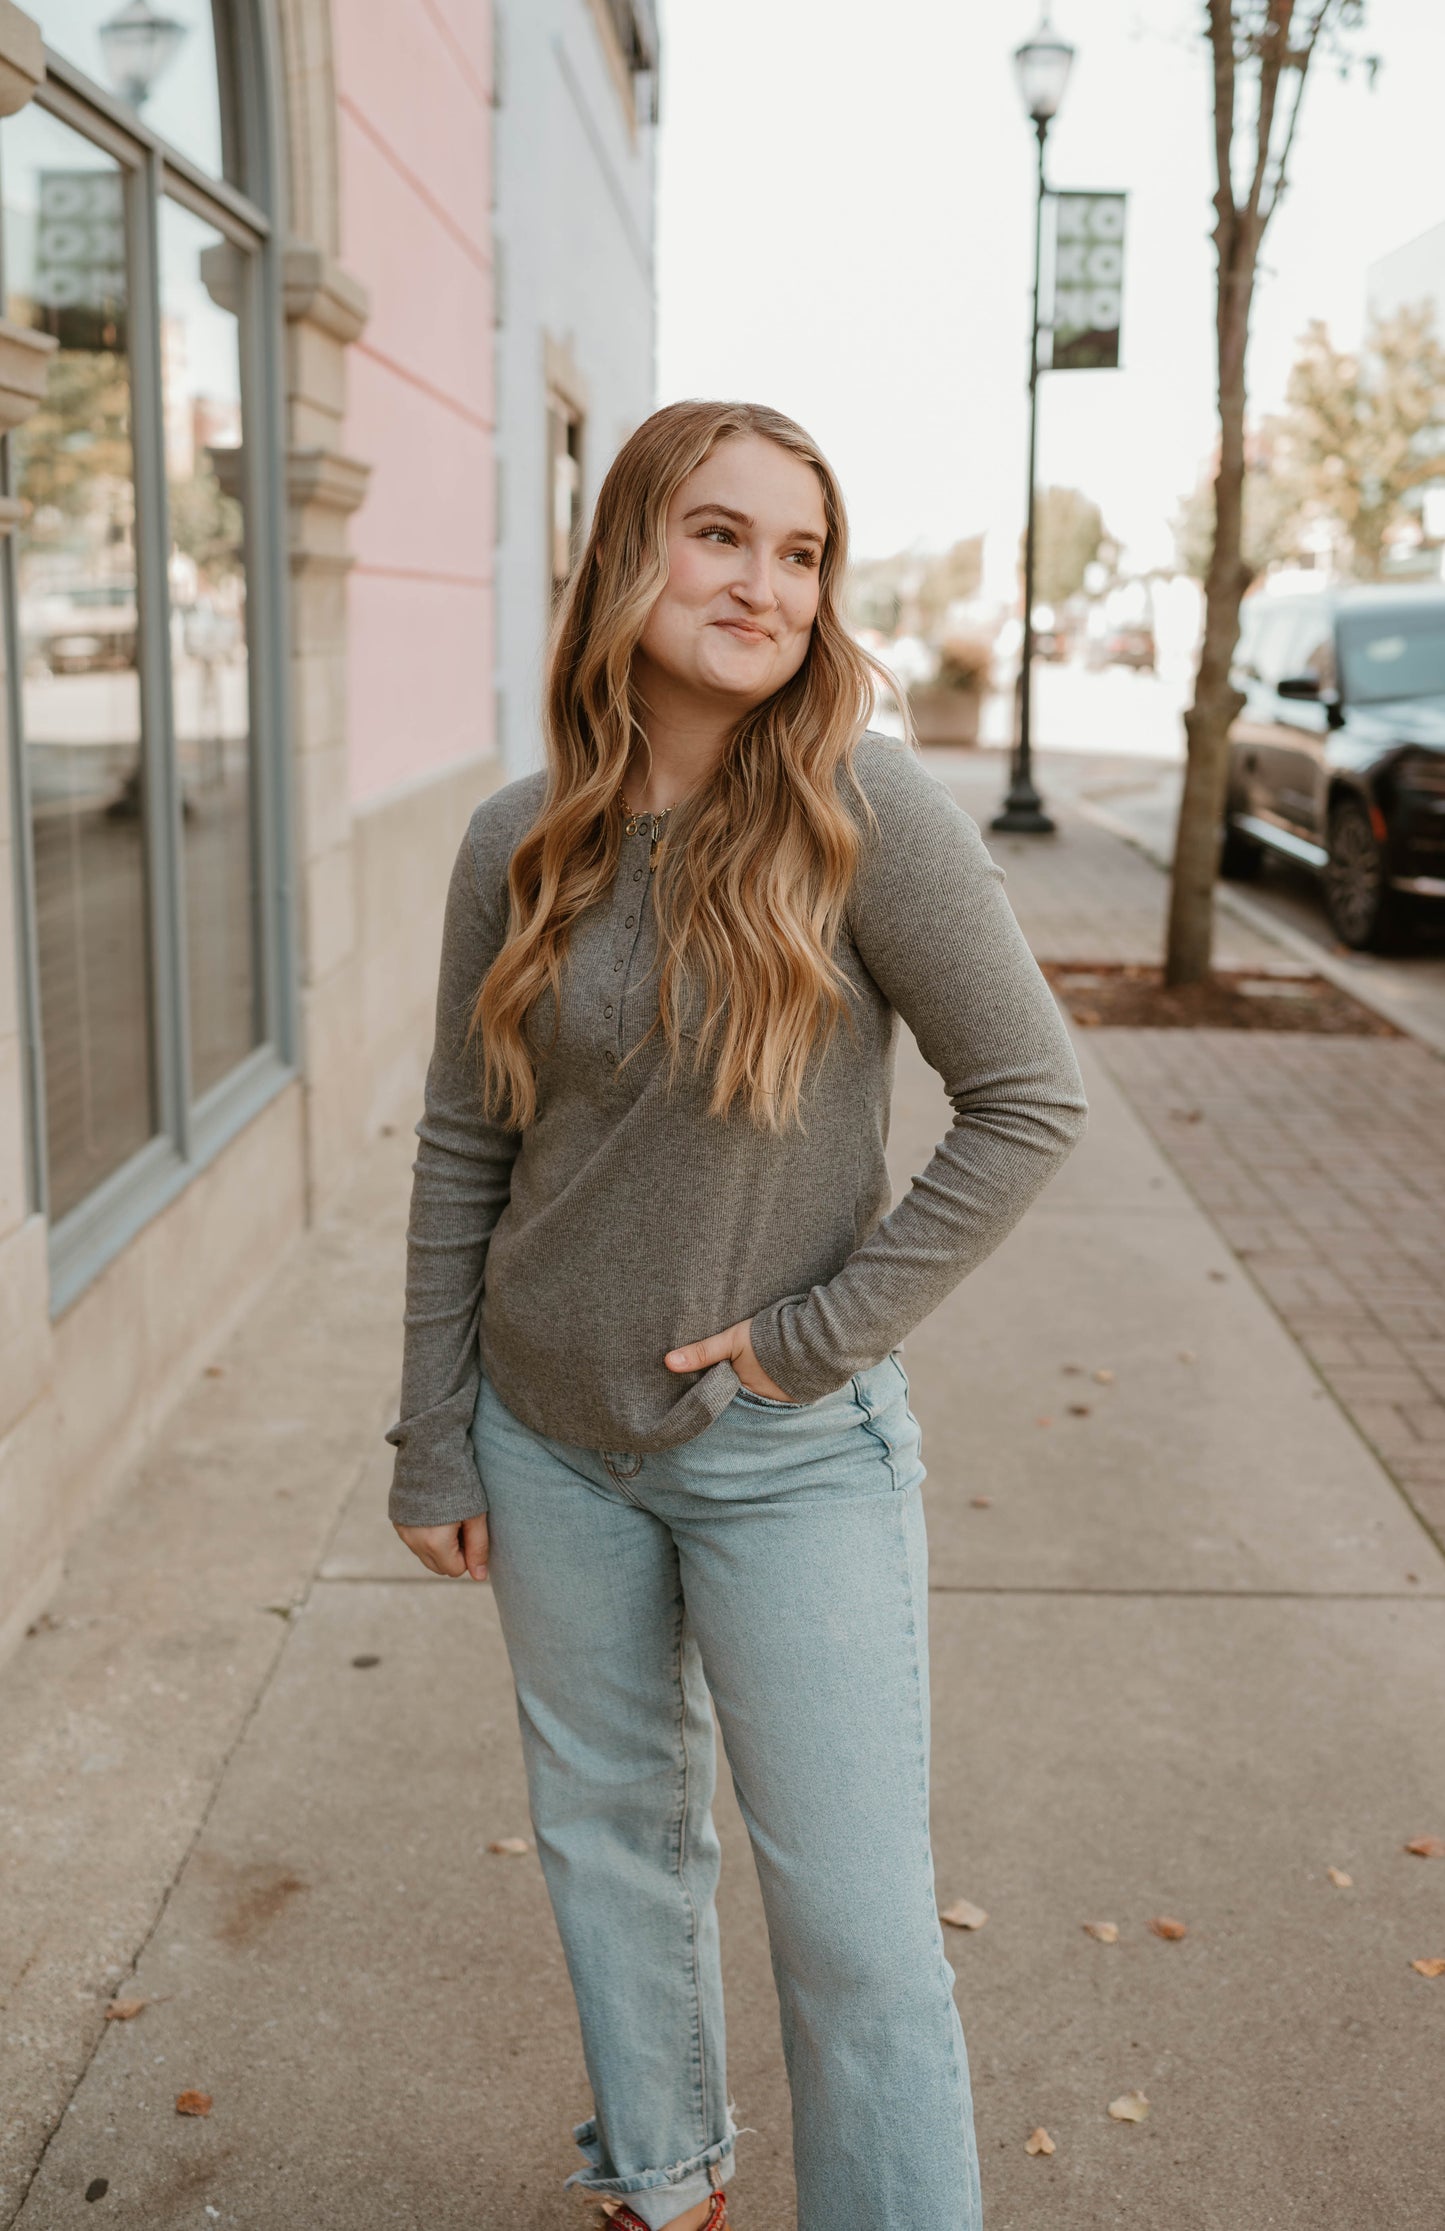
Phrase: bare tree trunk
[
  {"left": 1167, "top": 234, "right": 1253, "bottom": 983},
  {"left": 1166, "top": 0, "right": 1336, "bottom": 986}
]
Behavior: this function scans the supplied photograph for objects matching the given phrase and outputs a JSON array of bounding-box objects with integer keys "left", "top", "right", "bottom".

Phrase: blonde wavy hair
[{"left": 473, "top": 399, "right": 903, "bottom": 1131}]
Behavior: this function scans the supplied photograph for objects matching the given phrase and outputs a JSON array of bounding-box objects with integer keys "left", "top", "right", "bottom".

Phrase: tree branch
[
  {"left": 1258, "top": 0, "right": 1335, "bottom": 225},
  {"left": 1208, "top": 0, "right": 1239, "bottom": 222},
  {"left": 1243, "top": 0, "right": 1293, "bottom": 233}
]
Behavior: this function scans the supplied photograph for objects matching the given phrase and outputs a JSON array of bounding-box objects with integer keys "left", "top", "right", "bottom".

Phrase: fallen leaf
[
  {"left": 203, "top": 1365, "right": 225, "bottom": 1378},
  {"left": 1083, "top": 1921, "right": 1120, "bottom": 1944},
  {"left": 1093, "top": 1367, "right": 1115, "bottom": 1384},
  {"left": 1326, "top": 1867, "right": 1353, "bottom": 1889},
  {"left": 940, "top": 1899, "right": 989, "bottom": 1931},
  {"left": 174, "top": 2090, "right": 212, "bottom": 2117},
  {"left": 1405, "top": 1836, "right": 1445, "bottom": 1859},
  {"left": 1148, "top": 1916, "right": 1188, "bottom": 1941},
  {"left": 85, "top": 2179, "right": 108, "bottom": 2202},
  {"left": 1061, "top": 1364, "right": 1084, "bottom": 1376},
  {"left": 1067, "top": 1404, "right": 1092, "bottom": 1418},
  {"left": 1108, "top": 2090, "right": 1149, "bottom": 2123},
  {"left": 350, "top": 1654, "right": 381, "bottom": 1670},
  {"left": 1410, "top": 1957, "right": 1445, "bottom": 1978},
  {"left": 1025, "top": 2127, "right": 1055, "bottom": 2156},
  {"left": 104, "top": 1997, "right": 148, "bottom": 2021},
  {"left": 970, "top": 1495, "right": 993, "bottom": 1509},
  {"left": 1035, "top": 1415, "right": 1053, "bottom": 1428},
  {"left": 487, "top": 1836, "right": 532, "bottom": 1857}
]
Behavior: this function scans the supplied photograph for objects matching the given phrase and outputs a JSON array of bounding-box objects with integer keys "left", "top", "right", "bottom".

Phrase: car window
[
  {"left": 1338, "top": 606, "right": 1445, "bottom": 703},
  {"left": 1234, "top": 603, "right": 1264, "bottom": 678},
  {"left": 1291, "top": 611, "right": 1336, "bottom": 689},
  {"left": 1251, "top": 607, "right": 1305, "bottom": 686}
]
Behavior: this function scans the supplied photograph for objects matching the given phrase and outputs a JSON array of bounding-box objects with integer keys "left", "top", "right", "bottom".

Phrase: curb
[{"left": 1070, "top": 789, "right": 1445, "bottom": 1065}]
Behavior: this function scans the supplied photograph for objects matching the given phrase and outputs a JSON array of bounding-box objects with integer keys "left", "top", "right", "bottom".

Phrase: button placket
[{"left": 605, "top": 827, "right": 653, "bottom": 1067}]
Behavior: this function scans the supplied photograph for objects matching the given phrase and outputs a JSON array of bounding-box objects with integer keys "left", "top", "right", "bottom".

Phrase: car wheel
[
  {"left": 1219, "top": 817, "right": 1264, "bottom": 880},
  {"left": 1323, "top": 795, "right": 1409, "bottom": 951}
]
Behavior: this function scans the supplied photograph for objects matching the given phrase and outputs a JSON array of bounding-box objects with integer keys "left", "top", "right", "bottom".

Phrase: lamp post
[
  {"left": 992, "top": 9, "right": 1075, "bottom": 836},
  {"left": 98, "top": 0, "right": 187, "bottom": 109}
]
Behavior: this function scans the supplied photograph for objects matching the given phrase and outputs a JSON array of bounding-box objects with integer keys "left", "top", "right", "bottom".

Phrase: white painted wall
[
  {"left": 493, "top": 1, "right": 658, "bottom": 777},
  {"left": 1366, "top": 220, "right": 1445, "bottom": 327}
]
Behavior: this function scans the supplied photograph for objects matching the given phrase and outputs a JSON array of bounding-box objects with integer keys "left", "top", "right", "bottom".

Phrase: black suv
[{"left": 1221, "top": 583, "right": 1445, "bottom": 948}]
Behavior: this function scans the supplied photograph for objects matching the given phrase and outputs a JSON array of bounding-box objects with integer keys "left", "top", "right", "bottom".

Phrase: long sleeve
[
  {"left": 385, "top": 816, "right": 522, "bottom": 1526},
  {"left": 747, "top": 755, "right": 1087, "bottom": 1404}
]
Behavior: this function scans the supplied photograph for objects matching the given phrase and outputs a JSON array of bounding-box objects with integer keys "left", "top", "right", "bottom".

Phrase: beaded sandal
[{"left": 605, "top": 2194, "right": 729, "bottom": 2231}]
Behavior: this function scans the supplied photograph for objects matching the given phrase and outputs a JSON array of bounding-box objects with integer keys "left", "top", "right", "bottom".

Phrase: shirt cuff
[
  {"left": 748, "top": 1295, "right": 860, "bottom": 1408},
  {"left": 386, "top": 1437, "right": 489, "bottom": 1529}
]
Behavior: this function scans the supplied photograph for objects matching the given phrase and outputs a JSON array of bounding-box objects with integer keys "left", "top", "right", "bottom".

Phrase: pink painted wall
[{"left": 332, "top": 0, "right": 495, "bottom": 806}]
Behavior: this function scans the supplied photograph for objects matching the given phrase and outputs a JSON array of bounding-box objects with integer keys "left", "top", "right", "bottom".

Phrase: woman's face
[{"left": 634, "top": 434, "right": 828, "bottom": 712}]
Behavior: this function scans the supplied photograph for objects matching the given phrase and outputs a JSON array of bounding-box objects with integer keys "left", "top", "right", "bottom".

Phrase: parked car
[
  {"left": 30, "top": 580, "right": 138, "bottom": 674},
  {"left": 1221, "top": 584, "right": 1445, "bottom": 948}
]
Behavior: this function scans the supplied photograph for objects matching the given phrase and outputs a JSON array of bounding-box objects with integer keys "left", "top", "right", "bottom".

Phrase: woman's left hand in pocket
[{"left": 665, "top": 1317, "right": 795, "bottom": 1402}]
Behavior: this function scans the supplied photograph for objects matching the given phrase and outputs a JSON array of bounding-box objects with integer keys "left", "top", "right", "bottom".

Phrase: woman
[{"left": 386, "top": 400, "right": 1087, "bottom": 2231}]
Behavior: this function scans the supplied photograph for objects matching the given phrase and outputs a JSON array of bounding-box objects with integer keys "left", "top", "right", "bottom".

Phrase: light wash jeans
[{"left": 472, "top": 1352, "right": 983, "bottom": 2231}]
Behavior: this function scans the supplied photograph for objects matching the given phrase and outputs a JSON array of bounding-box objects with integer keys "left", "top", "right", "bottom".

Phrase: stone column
[{"left": 281, "top": 247, "right": 372, "bottom": 1213}]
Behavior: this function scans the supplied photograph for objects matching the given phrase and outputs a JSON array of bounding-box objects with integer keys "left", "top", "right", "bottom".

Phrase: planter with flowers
[{"left": 906, "top": 636, "right": 993, "bottom": 747}]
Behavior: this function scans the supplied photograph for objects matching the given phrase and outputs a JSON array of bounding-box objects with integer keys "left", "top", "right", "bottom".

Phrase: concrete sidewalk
[{"left": 4, "top": 775, "right": 1445, "bottom": 2231}]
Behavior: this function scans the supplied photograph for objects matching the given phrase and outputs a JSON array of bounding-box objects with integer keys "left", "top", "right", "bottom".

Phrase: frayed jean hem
[{"left": 566, "top": 2114, "right": 736, "bottom": 2223}]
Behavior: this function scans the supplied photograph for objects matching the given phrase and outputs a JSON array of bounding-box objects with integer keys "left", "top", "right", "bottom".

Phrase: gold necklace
[{"left": 620, "top": 796, "right": 675, "bottom": 867}]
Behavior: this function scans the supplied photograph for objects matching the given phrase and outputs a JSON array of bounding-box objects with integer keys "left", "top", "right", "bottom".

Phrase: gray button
[
  {"left": 604, "top": 1049, "right": 618, "bottom": 1065},
  {"left": 633, "top": 869, "right": 643, "bottom": 882},
  {"left": 604, "top": 1003, "right": 613, "bottom": 1017},
  {"left": 625, "top": 915, "right": 635, "bottom": 928},
  {"left": 613, "top": 959, "right": 623, "bottom": 971}
]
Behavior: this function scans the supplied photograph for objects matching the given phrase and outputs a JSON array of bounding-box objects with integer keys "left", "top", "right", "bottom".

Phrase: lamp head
[
  {"left": 98, "top": 0, "right": 188, "bottom": 109},
  {"left": 1013, "top": 10, "right": 1075, "bottom": 127}
]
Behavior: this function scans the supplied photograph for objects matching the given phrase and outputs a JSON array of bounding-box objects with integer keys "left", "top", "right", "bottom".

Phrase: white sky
[{"left": 655, "top": 0, "right": 1445, "bottom": 580}]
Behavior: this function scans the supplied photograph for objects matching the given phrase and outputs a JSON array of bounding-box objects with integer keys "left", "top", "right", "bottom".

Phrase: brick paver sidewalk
[
  {"left": 1099, "top": 1029, "right": 1445, "bottom": 1550},
  {"left": 942, "top": 749, "right": 1445, "bottom": 1555}
]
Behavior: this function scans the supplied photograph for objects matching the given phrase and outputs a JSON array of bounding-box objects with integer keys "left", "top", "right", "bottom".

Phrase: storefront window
[
  {"left": 25, "top": 2, "right": 234, "bottom": 181},
  {"left": 4, "top": 104, "right": 153, "bottom": 1220},
  {"left": 1, "top": 3, "right": 284, "bottom": 1291},
  {"left": 159, "top": 198, "right": 256, "bottom": 1097}
]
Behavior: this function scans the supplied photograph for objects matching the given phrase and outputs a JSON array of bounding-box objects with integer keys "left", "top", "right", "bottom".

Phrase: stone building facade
[{"left": 0, "top": 0, "right": 660, "bottom": 1656}]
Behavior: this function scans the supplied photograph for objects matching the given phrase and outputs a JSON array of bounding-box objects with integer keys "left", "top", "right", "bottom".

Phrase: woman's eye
[
  {"left": 787, "top": 549, "right": 819, "bottom": 567},
  {"left": 699, "top": 526, "right": 735, "bottom": 544}
]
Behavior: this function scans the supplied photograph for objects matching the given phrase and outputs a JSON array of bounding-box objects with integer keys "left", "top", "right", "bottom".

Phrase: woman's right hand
[{"left": 394, "top": 1513, "right": 490, "bottom": 1582}]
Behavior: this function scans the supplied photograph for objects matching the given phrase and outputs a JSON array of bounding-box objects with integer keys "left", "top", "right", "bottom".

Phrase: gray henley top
[{"left": 385, "top": 733, "right": 1087, "bottom": 1527}]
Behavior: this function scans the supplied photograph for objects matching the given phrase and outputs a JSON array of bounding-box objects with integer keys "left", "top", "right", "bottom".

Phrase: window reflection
[
  {"left": 158, "top": 197, "right": 256, "bottom": 1097},
  {"left": 26, "top": 2, "right": 233, "bottom": 182},
  {"left": 4, "top": 104, "right": 155, "bottom": 1221}
]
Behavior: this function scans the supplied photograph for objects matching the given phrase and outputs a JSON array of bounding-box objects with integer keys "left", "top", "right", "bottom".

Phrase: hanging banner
[
  {"left": 1048, "top": 191, "right": 1126, "bottom": 370},
  {"left": 33, "top": 170, "right": 127, "bottom": 351}
]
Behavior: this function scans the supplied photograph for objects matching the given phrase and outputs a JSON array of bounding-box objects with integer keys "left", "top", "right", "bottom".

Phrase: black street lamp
[{"left": 992, "top": 9, "right": 1074, "bottom": 837}]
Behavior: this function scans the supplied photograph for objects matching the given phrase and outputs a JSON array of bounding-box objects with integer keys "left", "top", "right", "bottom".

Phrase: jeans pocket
[{"left": 735, "top": 1387, "right": 805, "bottom": 1411}]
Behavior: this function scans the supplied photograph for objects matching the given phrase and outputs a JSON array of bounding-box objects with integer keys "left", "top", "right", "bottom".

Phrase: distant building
[
  {"left": 1367, "top": 222, "right": 1445, "bottom": 568},
  {"left": 491, "top": 0, "right": 660, "bottom": 775},
  {"left": 1366, "top": 220, "right": 1445, "bottom": 327}
]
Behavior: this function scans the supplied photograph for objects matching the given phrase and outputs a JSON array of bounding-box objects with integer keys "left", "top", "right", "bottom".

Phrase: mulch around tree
[{"left": 1042, "top": 961, "right": 1402, "bottom": 1037}]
